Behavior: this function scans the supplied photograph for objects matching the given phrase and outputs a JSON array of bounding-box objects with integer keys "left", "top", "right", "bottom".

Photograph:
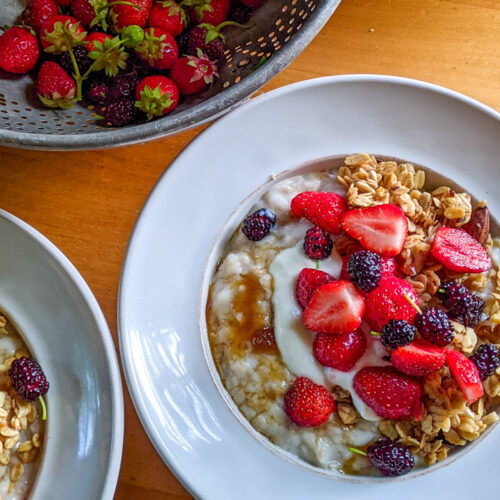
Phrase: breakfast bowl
[{"left": 0, "top": 209, "right": 123, "bottom": 499}]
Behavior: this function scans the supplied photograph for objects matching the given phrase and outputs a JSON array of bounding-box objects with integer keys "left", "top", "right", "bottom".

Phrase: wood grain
[{"left": 0, "top": 0, "right": 499, "bottom": 498}]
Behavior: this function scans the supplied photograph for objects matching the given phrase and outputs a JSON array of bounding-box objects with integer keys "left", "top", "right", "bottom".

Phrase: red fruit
[
  {"left": 353, "top": 366, "right": 422, "bottom": 420},
  {"left": 364, "top": 276, "right": 419, "bottom": 331},
  {"left": 72, "top": 0, "right": 97, "bottom": 26},
  {"left": 240, "top": 0, "right": 265, "bottom": 7},
  {"left": 134, "top": 27, "right": 178, "bottom": 70},
  {"left": 339, "top": 244, "right": 397, "bottom": 281},
  {"left": 148, "top": 0, "right": 185, "bottom": 37},
  {"left": 40, "top": 15, "right": 87, "bottom": 53},
  {"left": 186, "top": 24, "right": 226, "bottom": 60},
  {"left": 341, "top": 204, "right": 408, "bottom": 256},
  {"left": 37, "top": 61, "right": 76, "bottom": 108},
  {"left": 303, "top": 281, "right": 365, "bottom": 335},
  {"left": 446, "top": 349, "right": 484, "bottom": 404},
  {"left": 391, "top": 340, "right": 446, "bottom": 377},
  {"left": 21, "top": 0, "right": 58, "bottom": 34},
  {"left": 135, "top": 75, "right": 180, "bottom": 119},
  {"left": 85, "top": 32, "right": 113, "bottom": 52},
  {"left": 295, "top": 268, "right": 336, "bottom": 310},
  {"left": 170, "top": 51, "right": 218, "bottom": 95},
  {"left": 109, "top": 0, "right": 153, "bottom": 32},
  {"left": 284, "top": 377, "right": 335, "bottom": 427},
  {"left": 313, "top": 330, "right": 366, "bottom": 372},
  {"left": 54, "top": 0, "right": 72, "bottom": 6},
  {"left": 189, "top": 0, "right": 230, "bottom": 26},
  {"left": 0, "top": 27, "right": 40, "bottom": 74},
  {"left": 431, "top": 226, "right": 492, "bottom": 273},
  {"left": 291, "top": 192, "right": 347, "bottom": 235}
]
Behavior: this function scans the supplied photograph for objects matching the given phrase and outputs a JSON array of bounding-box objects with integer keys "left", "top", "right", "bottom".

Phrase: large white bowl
[{"left": 0, "top": 210, "right": 123, "bottom": 499}]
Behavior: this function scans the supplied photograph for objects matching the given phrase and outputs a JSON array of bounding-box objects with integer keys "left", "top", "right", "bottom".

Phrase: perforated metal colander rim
[{"left": 0, "top": 0, "right": 341, "bottom": 151}]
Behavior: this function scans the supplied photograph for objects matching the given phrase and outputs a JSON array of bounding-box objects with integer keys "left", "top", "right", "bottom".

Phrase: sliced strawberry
[
  {"left": 340, "top": 244, "right": 397, "bottom": 281},
  {"left": 303, "top": 281, "right": 365, "bottom": 334},
  {"left": 353, "top": 366, "right": 421, "bottom": 420},
  {"left": 364, "top": 276, "right": 419, "bottom": 331},
  {"left": 290, "top": 191, "right": 347, "bottom": 235},
  {"left": 313, "top": 330, "right": 366, "bottom": 371},
  {"left": 341, "top": 204, "right": 408, "bottom": 256},
  {"left": 445, "top": 349, "right": 484, "bottom": 404},
  {"left": 391, "top": 340, "right": 445, "bottom": 377},
  {"left": 295, "top": 268, "right": 335, "bottom": 310},
  {"left": 284, "top": 377, "right": 335, "bottom": 427},
  {"left": 431, "top": 226, "right": 492, "bottom": 273}
]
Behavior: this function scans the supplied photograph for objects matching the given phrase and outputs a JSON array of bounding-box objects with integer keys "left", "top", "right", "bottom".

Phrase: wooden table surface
[{"left": 1, "top": 0, "right": 499, "bottom": 498}]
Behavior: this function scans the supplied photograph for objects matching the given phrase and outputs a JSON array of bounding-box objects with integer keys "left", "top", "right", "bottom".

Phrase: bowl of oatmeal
[{"left": 203, "top": 153, "right": 500, "bottom": 478}]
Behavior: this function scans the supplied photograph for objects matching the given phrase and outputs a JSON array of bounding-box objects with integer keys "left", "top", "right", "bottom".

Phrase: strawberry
[
  {"left": 240, "top": 0, "right": 265, "bottom": 7},
  {"left": 109, "top": 0, "right": 153, "bottom": 32},
  {"left": 303, "top": 281, "right": 365, "bottom": 335},
  {"left": 170, "top": 50, "right": 218, "bottom": 95},
  {"left": 339, "top": 244, "right": 397, "bottom": 281},
  {"left": 186, "top": 0, "right": 230, "bottom": 26},
  {"left": 134, "top": 27, "right": 178, "bottom": 70},
  {"left": 40, "top": 15, "right": 87, "bottom": 53},
  {"left": 313, "top": 330, "right": 366, "bottom": 372},
  {"left": 390, "top": 340, "right": 446, "bottom": 377},
  {"left": 446, "top": 349, "right": 484, "bottom": 404},
  {"left": 284, "top": 377, "right": 335, "bottom": 427},
  {"left": 185, "top": 23, "right": 224, "bottom": 60},
  {"left": 290, "top": 192, "right": 347, "bottom": 235},
  {"left": 364, "top": 276, "right": 419, "bottom": 331},
  {"left": 85, "top": 32, "right": 113, "bottom": 52},
  {"left": 295, "top": 268, "right": 335, "bottom": 310},
  {"left": 431, "top": 226, "right": 492, "bottom": 273},
  {"left": 135, "top": 75, "right": 180, "bottom": 119},
  {"left": 37, "top": 61, "right": 76, "bottom": 108},
  {"left": 72, "top": 0, "right": 98, "bottom": 26},
  {"left": 148, "top": 0, "right": 186, "bottom": 37},
  {"left": 353, "top": 366, "right": 422, "bottom": 420},
  {"left": 20, "top": 0, "right": 59, "bottom": 34},
  {"left": 0, "top": 27, "right": 40, "bottom": 74},
  {"left": 341, "top": 204, "right": 408, "bottom": 256}
]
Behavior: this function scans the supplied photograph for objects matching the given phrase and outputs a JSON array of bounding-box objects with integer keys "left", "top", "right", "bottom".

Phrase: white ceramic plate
[
  {"left": 0, "top": 210, "right": 124, "bottom": 499},
  {"left": 118, "top": 75, "right": 500, "bottom": 499}
]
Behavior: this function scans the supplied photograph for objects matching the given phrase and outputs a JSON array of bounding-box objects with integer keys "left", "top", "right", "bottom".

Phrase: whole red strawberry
[
  {"left": 291, "top": 191, "right": 347, "bottom": 235},
  {"left": 284, "top": 377, "right": 335, "bottom": 427},
  {"left": 20, "top": 0, "right": 59, "bottom": 34},
  {"left": 295, "top": 268, "right": 335, "bottom": 310},
  {"left": 85, "top": 32, "right": 113, "bottom": 52},
  {"left": 240, "top": 0, "right": 265, "bottom": 8},
  {"left": 40, "top": 15, "right": 87, "bottom": 53},
  {"left": 364, "top": 276, "right": 419, "bottom": 331},
  {"left": 313, "top": 330, "right": 366, "bottom": 371},
  {"left": 187, "top": 0, "right": 230, "bottom": 26},
  {"left": 170, "top": 50, "right": 218, "bottom": 95},
  {"left": 390, "top": 340, "right": 446, "bottom": 377},
  {"left": 353, "top": 366, "right": 421, "bottom": 420},
  {"left": 148, "top": 0, "right": 186, "bottom": 37},
  {"left": 37, "top": 61, "right": 76, "bottom": 108},
  {"left": 135, "top": 75, "right": 180, "bottom": 119},
  {"left": 72, "top": 0, "right": 101, "bottom": 27},
  {"left": 109, "top": 0, "right": 153, "bottom": 32},
  {"left": 135, "top": 27, "right": 178, "bottom": 70},
  {"left": 0, "top": 27, "right": 40, "bottom": 74}
]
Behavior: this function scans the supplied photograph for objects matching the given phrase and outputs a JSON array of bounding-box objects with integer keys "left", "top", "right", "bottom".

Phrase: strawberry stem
[
  {"left": 348, "top": 447, "right": 367, "bottom": 456},
  {"left": 107, "top": 1, "right": 142, "bottom": 10},
  {"left": 68, "top": 47, "right": 83, "bottom": 101},
  {"left": 370, "top": 331, "right": 380, "bottom": 336},
  {"left": 403, "top": 293, "right": 422, "bottom": 314},
  {"left": 38, "top": 395, "right": 47, "bottom": 421},
  {"left": 438, "top": 289, "right": 444, "bottom": 294},
  {"left": 315, "top": 260, "right": 320, "bottom": 270}
]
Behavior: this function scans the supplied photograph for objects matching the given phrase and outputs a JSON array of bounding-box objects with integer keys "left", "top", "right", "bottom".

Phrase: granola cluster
[{"left": 337, "top": 153, "right": 500, "bottom": 465}]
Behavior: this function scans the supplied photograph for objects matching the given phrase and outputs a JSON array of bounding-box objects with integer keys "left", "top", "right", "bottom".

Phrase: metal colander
[{"left": 0, "top": 0, "right": 340, "bottom": 150}]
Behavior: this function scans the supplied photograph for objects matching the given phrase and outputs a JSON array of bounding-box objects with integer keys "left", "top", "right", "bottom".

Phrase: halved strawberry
[
  {"left": 391, "top": 340, "right": 445, "bottom": 377},
  {"left": 295, "top": 268, "right": 335, "bottom": 310},
  {"left": 303, "top": 281, "right": 365, "bottom": 334},
  {"left": 284, "top": 377, "right": 335, "bottom": 427},
  {"left": 353, "top": 366, "right": 421, "bottom": 420},
  {"left": 364, "top": 276, "right": 419, "bottom": 331},
  {"left": 445, "top": 349, "right": 484, "bottom": 404},
  {"left": 431, "top": 226, "right": 492, "bottom": 273},
  {"left": 341, "top": 204, "right": 408, "bottom": 256},
  {"left": 290, "top": 191, "right": 347, "bottom": 234},
  {"left": 313, "top": 330, "right": 366, "bottom": 371}
]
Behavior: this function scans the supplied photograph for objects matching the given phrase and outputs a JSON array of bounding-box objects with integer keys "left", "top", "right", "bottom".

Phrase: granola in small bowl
[{"left": 205, "top": 153, "right": 500, "bottom": 477}]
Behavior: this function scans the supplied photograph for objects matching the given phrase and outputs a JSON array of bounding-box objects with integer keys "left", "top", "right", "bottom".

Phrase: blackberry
[
  {"left": 59, "top": 45, "right": 91, "bottom": 75},
  {"left": 88, "top": 80, "right": 109, "bottom": 104},
  {"left": 99, "top": 99, "right": 137, "bottom": 127},
  {"left": 9, "top": 357, "right": 49, "bottom": 401},
  {"left": 229, "top": 2, "right": 252, "bottom": 23},
  {"left": 415, "top": 307, "right": 454, "bottom": 347},
  {"left": 186, "top": 26, "right": 225, "bottom": 60},
  {"left": 107, "top": 72, "right": 141, "bottom": 101},
  {"left": 380, "top": 320, "right": 415, "bottom": 350},
  {"left": 303, "top": 226, "right": 333, "bottom": 259},
  {"left": 176, "top": 30, "right": 190, "bottom": 55},
  {"left": 241, "top": 208, "right": 276, "bottom": 241},
  {"left": 470, "top": 343, "right": 499, "bottom": 380},
  {"left": 347, "top": 250, "right": 381, "bottom": 293},
  {"left": 367, "top": 439, "right": 414, "bottom": 476},
  {"left": 438, "top": 281, "right": 485, "bottom": 328}
]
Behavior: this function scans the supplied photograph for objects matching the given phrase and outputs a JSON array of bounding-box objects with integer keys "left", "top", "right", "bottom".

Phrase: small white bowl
[{"left": 0, "top": 210, "right": 123, "bottom": 499}]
